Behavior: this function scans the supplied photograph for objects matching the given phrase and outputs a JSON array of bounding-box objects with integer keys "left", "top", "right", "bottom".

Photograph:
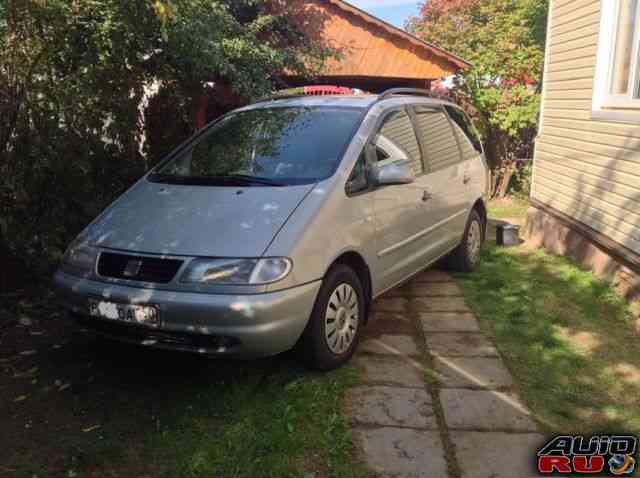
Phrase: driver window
[{"left": 374, "top": 110, "right": 423, "bottom": 176}]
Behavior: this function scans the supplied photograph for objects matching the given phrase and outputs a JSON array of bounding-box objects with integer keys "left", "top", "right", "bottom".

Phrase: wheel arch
[
  {"left": 329, "top": 251, "right": 373, "bottom": 323},
  {"left": 472, "top": 198, "right": 488, "bottom": 239}
]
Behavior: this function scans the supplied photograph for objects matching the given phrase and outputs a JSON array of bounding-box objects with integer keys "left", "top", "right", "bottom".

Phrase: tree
[
  {"left": 0, "top": 0, "right": 333, "bottom": 283},
  {"left": 408, "top": 0, "right": 548, "bottom": 197}
]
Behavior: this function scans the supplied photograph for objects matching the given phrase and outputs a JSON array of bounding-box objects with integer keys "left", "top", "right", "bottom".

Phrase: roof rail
[
  {"left": 258, "top": 93, "right": 308, "bottom": 103},
  {"left": 377, "top": 88, "right": 453, "bottom": 103},
  {"left": 256, "top": 87, "right": 454, "bottom": 106}
]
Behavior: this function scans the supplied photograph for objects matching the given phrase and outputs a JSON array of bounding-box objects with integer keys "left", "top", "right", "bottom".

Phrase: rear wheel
[
  {"left": 446, "top": 209, "right": 484, "bottom": 272},
  {"left": 298, "top": 264, "right": 364, "bottom": 371}
]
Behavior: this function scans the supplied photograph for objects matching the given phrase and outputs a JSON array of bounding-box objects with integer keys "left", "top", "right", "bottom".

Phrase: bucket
[{"left": 496, "top": 224, "right": 520, "bottom": 246}]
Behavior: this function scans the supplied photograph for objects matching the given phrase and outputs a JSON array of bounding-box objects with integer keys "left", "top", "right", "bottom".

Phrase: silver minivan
[{"left": 54, "top": 89, "right": 488, "bottom": 370}]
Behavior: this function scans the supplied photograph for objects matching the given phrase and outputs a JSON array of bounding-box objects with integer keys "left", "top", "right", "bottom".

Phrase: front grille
[{"left": 97, "top": 252, "right": 183, "bottom": 284}]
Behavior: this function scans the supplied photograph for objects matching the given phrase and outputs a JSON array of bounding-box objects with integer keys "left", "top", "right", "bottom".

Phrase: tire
[
  {"left": 297, "top": 264, "right": 365, "bottom": 371},
  {"left": 446, "top": 209, "right": 484, "bottom": 272}
]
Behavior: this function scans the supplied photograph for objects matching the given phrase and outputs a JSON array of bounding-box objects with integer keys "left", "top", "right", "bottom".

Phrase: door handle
[
  {"left": 422, "top": 190, "right": 433, "bottom": 202},
  {"left": 463, "top": 174, "right": 471, "bottom": 185}
]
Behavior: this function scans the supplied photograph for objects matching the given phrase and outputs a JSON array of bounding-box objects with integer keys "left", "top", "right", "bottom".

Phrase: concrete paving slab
[
  {"left": 369, "top": 311, "right": 413, "bottom": 324},
  {"left": 361, "top": 334, "right": 421, "bottom": 357},
  {"left": 355, "top": 354, "right": 425, "bottom": 388},
  {"left": 411, "top": 297, "right": 472, "bottom": 313},
  {"left": 451, "top": 431, "right": 545, "bottom": 478},
  {"left": 426, "top": 333, "right": 498, "bottom": 357},
  {"left": 440, "top": 389, "right": 538, "bottom": 431},
  {"left": 384, "top": 287, "right": 410, "bottom": 298},
  {"left": 420, "top": 313, "right": 480, "bottom": 333},
  {"left": 367, "top": 316, "right": 416, "bottom": 336},
  {"left": 355, "top": 427, "right": 449, "bottom": 478},
  {"left": 345, "top": 386, "right": 437, "bottom": 429},
  {"left": 434, "top": 357, "right": 515, "bottom": 389},
  {"left": 407, "top": 282, "right": 463, "bottom": 297},
  {"left": 386, "top": 282, "right": 463, "bottom": 298},
  {"left": 371, "top": 297, "right": 409, "bottom": 313},
  {"left": 411, "top": 269, "right": 454, "bottom": 283}
]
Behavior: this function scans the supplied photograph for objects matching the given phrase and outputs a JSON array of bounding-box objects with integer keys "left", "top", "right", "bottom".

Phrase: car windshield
[{"left": 150, "top": 106, "right": 364, "bottom": 186}]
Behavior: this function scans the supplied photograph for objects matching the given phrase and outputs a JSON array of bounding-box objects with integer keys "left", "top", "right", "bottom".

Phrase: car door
[
  {"left": 412, "top": 105, "right": 469, "bottom": 253},
  {"left": 369, "top": 107, "right": 433, "bottom": 292},
  {"left": 445, "top": 105, "right": 487, "bottom": 205}
]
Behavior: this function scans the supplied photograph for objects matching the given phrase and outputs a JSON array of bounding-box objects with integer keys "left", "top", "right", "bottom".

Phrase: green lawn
[
  {"left": 2, "top": 301, "right": 367, "bottom": 478},
  {"left": 487, "top": 197, "right": 530, "bottom": 221},
  {"left": 455, "top": 243, "right": 640, "bottom": 435},
  {"left": 140, "top": 364, "right": 364, "bottom": 478}
]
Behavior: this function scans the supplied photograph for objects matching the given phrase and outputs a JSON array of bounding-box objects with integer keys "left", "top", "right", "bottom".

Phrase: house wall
[{"left": 529, "top": 0, "right": 640, "bottom": 300}]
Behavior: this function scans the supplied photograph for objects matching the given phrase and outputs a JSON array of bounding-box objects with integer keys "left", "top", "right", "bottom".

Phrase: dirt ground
[{"left": 1, "top": 287, "right": 281, "bottom": 477}]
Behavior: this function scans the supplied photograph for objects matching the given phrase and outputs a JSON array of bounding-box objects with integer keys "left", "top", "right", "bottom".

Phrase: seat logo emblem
[{"left": 123, "top": 260, "right": 142, "bottom": 278}]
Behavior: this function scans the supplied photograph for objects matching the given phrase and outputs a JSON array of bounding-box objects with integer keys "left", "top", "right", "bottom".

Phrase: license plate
[{"left": 88, "top": 300, "right": 159, "bottom": 327}]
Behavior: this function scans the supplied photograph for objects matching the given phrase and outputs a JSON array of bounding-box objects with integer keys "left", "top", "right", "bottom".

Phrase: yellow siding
[{"left": 533, "top": 0, "right": 640, "bottom": 255}]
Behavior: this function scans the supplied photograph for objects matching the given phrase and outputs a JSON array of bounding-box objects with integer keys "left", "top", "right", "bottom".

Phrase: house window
[{"left": 594, "top": 0, "right": 640, "bottom": 111}]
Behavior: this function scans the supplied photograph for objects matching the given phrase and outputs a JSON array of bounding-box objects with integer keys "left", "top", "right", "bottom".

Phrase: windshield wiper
[
  {"left": 225, "top": 174, "right": 287, "bottom": 187},
  {"left": 148, "top": 174, "right": 286, "bottom": 187}
]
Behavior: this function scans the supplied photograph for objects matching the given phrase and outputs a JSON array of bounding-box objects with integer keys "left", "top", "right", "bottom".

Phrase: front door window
[{"left": 374, "top": 110, "right": 424, "bottom": 176}]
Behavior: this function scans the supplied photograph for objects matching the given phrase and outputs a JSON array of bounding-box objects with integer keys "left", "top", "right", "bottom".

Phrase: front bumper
[{"left": 53, "top": 271, "right": 321, "bottom": 357}]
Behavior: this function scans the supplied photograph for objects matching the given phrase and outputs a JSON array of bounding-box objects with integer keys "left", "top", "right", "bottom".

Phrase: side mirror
[{"left": 371, "top": 161, "right": 415, "bottom": 186}]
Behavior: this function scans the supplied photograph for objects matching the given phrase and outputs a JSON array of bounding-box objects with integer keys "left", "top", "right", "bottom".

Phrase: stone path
[{"left": 346, "top": 269, "right": 545, "bottom": 478}]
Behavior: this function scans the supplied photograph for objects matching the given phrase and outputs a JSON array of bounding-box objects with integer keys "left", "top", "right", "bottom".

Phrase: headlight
[
  {"left": 61, "top": 238, "right": 98, "bottom": 274},
  {"left": 181, "top": 258, "right": 292, "bottom": 285}
]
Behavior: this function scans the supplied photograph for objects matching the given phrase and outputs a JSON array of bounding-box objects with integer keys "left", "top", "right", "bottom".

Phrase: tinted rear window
[
  {"left": 445, "top": 106, "right": 483, "bottom": 155},
  {"left": 413, "top": 106, "right": 462, "bottom": 171}
]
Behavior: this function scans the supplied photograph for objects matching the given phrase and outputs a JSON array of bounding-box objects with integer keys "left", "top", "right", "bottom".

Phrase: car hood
[{"left": 87, "top": 179, "right": 315, "bottom": 257}]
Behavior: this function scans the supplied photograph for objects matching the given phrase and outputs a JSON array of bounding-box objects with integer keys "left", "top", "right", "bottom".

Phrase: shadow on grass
[
  {"left": 455, "top": 243, "right": 640, "bottom": 435},
  {"left": 3, "top": 326, "right": 362, "bottom": 478}
]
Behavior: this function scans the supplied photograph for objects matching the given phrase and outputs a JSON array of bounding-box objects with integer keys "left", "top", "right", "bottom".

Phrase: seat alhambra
[{"left": 55, "top": 89, "right": 488, "bottom": 370}]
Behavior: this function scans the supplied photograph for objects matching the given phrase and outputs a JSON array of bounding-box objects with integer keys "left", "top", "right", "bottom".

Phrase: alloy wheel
[
  {"left": 467, "top": 219, "right": 482, "bottom": 265},
  {"left": 324, "top": 283, "right": 359, "bottom": 354}
]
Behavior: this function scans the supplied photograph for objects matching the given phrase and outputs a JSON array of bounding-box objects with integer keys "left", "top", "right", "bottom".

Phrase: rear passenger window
[
  {"left": 375, "top": 110, "right": 423, "bottom": 176},
  {"left": 413, "top": 106, "right": 462, "bottom": 172},
  {"left": 445, "top": 106, "right": 483, "bottom": 158}
]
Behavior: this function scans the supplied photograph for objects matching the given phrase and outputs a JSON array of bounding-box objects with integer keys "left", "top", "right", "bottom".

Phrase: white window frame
[{"left": 593, "top": 0, "right": 640, "bottom": 120}]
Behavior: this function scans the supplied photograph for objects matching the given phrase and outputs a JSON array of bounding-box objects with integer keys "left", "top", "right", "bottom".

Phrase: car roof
[{"left": 245, "top": 94, "right": 458, "bottom": 111}]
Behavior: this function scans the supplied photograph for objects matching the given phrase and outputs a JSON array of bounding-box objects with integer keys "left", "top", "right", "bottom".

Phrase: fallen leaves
[
  {"left": 12, "top": 366, "right": 39, "bottom": 378},
  {"left": 53, "top": 379, "right": 71, "bottom": 391}
]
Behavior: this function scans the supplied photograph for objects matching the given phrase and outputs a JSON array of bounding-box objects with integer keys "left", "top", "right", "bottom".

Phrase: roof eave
[{"left": 326, "top": 0, "right": 472, "bottom": 71}]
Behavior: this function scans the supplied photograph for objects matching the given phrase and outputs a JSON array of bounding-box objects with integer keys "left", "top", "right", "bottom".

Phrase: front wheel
[
  {"left": 446, "top": 209, "right": 484, "bottom": 272},
  {"left": 297, "top": 264, "right": 364, "bottom": 371}
]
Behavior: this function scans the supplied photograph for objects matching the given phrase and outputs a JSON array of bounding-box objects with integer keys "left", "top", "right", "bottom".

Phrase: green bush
[
  {"left": 0, "top": 0, "right": 333, "bottom": 285},
  {"left": 510, "top": 161, "right": 533, "bottom": 200}
]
